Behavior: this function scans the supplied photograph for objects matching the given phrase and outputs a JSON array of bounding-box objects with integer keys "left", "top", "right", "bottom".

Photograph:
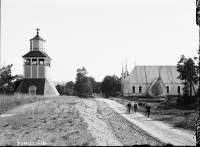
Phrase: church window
[
  {"left": 32, "top": 59, "right": 37, "bottom": 65},
  {"left": 25, "top": 59, "right": 31, "bottom": 65},
  {"left": 166, "top": 86, "right": 169, "bottom": 93},
  {"left": 177, "top": 86, "right": 180, "bottom": 94},
  {"left": 139, "top": 86, "right": 142, "bottom": 93},
  {"left": 39, "top": 59, "right": 44, "bottom": 65},
  {"left": 29, "top": 85, "right": 37, "bottom": 95},
  {"left": 132, "top": 86, "right": 135, "bottom": 93}
]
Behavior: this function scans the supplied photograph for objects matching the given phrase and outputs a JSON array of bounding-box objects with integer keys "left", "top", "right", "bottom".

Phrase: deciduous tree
[
  {"left": 101, "top": 75, "right": 120, "bottom": 97},
  {"left": 14, "top": 74, "right": 23, "bottom": 92},
  {"left": 74, "top": 67, "right": 93, "bottom": 98},
  {"left": 0, "top": 64, "right": 18, "bottom": 94},
  {"left": 56, "top": 84, "right": 65, "bottom": 95},
  {"left": 65, "top": 81, "right": 75, "bottom": 96}
]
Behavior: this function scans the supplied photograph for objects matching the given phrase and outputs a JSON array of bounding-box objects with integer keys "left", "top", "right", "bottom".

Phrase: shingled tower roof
[
  {"left": 22, "top": 51, "right": 51, "bottom": 60},
  {"left": 29, "top": 28, "right": 46, "bottom": 42}
]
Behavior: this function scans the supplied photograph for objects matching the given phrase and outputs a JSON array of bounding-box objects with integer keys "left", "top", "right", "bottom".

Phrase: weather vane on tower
[{"left": 36, "top": 28, "right": 40, "bottom": 35}]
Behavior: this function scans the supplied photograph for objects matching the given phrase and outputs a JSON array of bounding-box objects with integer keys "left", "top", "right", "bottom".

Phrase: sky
[{"left": 1, "top": 0, "right": 199, "bottom": 82}]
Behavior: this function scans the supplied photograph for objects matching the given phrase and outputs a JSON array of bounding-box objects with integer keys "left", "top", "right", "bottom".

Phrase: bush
[
  {"left": 174, "top": 119, "right": 195, "bottom": 130},
  {"left": 176, "top": 94, "right": 197, "bottom": 105},
  {"left": 157, "top": 115, "right": 173, "bottom": 121},
  {"left": 138, "top": 101, "right": 146, "bottom": 106},
  {"left": 176, "top": 95, "right": 183, "bottom": 105},
  {"left": 136, "top": 95, "right": 152, "bottom": 98}
]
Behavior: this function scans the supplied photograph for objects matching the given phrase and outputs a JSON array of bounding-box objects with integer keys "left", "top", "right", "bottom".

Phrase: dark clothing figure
[
  {"left": 126, "top": 102, "right": 132, "bottom": 113},
  {"left": 133, "top": 103, "right": 138, "bottom": 113},
  {"left": 145, "top": 105, "right": 151, "bottom": 118}
]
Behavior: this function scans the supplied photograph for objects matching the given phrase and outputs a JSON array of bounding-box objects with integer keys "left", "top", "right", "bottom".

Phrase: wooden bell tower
[{"left": 17, "top": 28, "right": 59, "bottom": 96}]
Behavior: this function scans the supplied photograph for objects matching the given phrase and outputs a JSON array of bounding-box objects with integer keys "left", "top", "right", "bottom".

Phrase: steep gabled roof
[
  {"left": 22, "top": 51, "right": 51, "bottom": 60},
  {"left": 128, "top": 66, "right": 182, "bottom": 84}
]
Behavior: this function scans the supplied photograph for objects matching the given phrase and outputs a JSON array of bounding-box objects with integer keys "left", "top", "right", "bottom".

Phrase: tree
[
  {"left": 101, "top": 75, "right": 120, "bottom": 97},
  {"left": 74, "top": 67, "right": 93, "bottom": 98},
  {"left": 79, "top": 76, "right": 93, "bottom": 97},
  {"left": 95, "top": 82, "right": 101, "bottom": 94},
  {"left": 113, "top": 75, "right": 121, "bottom": 94},
  {"left": 101, "top": 75, "right": 114, "bottom": 97},
  {"left": 65, "top": 81, "right": 75, "bottom": 96},
  {"left": 14, "top": 74, "right": 23, "bottom": 92},
  {"left": 177, "top": 55, "right": 198, "bottom": 103},
  {"left": 56, "top": 84, "right": 65, "bottom": 95},
  {"left": 0, "top": 64, "right": 18, "bottom": 94},
  {"left": 88, "top": 76, "right": 98, "bottom": 93},
  {"left": 194, "top": 49, "right": 200, "bottom": 96}
]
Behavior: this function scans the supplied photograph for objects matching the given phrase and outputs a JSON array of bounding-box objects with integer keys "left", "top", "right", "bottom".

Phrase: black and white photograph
[{"left": 0, "top": 0, "right": 199, "bottom": 146}]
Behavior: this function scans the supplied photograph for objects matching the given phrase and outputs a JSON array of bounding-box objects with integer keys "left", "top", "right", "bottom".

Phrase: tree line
[
  {"left": 0, "top": 49, "right": 199, "bottom": 101},
  {"left": 0, "top": 64, "right": 121, "bottom": 97},
  {"left": 55, "top": 66, "right": 121, "bottom": 98}
]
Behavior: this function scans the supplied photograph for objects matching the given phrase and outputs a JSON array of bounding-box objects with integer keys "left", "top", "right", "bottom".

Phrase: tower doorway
[{"left": 29, "top": 85, "right": 37, "bottom": 95}]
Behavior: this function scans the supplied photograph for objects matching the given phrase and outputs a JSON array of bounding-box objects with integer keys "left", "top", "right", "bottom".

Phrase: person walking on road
[
  {"left": 126, "top": 102, "right": 132, "bottom": 113},
  {"left": 133, "top": 102, "right": 139, "bottom": 113},
  {"left": 145, "top": 104, "right": 151, "bottom": 118}
]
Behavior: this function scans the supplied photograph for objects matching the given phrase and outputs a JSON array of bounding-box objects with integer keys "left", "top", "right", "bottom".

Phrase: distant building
[
  {"left": 121, "top": 61, "right": 197, "bottom": 97},
  {"left": 16, "top": 28, "right": 59, "bottom": 96}
]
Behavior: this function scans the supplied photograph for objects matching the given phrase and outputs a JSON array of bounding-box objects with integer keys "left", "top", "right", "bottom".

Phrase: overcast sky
[{"left": 1, "top": 0, "right": 199, "bottom": 82}]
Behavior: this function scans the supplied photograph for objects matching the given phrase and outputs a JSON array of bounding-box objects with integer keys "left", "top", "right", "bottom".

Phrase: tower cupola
[{"left": 30, "top": 28, "right": 46, "bottom": 52}]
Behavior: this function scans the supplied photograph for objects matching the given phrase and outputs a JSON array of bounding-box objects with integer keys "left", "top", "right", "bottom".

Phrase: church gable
[{"left": 148, "top": 77, "right": 167, "bottom": 96}]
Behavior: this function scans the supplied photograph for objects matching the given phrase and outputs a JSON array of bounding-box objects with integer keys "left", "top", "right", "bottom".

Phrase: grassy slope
[
  {"left": 0, "top": 94, "right": 50, "bottom": 114},
  {"left": 0, "top": 95, "right": 96, "bottom": 146},
  {"left": 110, "top": 96, "right": 198, "bottom": 131}
]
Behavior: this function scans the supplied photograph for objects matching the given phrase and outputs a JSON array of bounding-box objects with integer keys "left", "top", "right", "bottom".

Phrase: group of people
[{"left": 126, "top": 102, "right": 151, "bottom": 118}]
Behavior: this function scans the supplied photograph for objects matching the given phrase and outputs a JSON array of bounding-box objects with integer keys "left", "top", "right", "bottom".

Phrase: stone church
[{"left": 121, "top": 61, "right": 196, "bottom": 97}]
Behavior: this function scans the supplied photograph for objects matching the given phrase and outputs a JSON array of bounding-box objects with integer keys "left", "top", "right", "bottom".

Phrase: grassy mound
[{"left": 0, "top": 94, "right": 51, "bottom": 114}]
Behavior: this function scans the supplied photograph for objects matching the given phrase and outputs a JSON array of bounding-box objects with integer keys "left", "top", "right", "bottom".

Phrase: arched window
[
  {"left": 177, "top": 86, "right": 180, "bottom": 94},
  {"left": 29, "top": 85, "right": 37, "bottom": 95},
  {"left": 139, "top": 86, "right": 142, "bottom": 93},
  {"left": 166, "top": 86, "right": 169, "bottom": 93},
  {"left": 132, "top": 86, "right": 135, "bottom": 93}
]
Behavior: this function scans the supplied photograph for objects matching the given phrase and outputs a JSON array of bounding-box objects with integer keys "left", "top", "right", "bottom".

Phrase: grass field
[
  {"left": 0, "top": 94, "right": 52, "bottom": 115},
  {"left": 0, "top": 95, "right": 96, "bottom": 146},
  {"left": 110, "top": 96, "right": 198, "bottom": 131}
]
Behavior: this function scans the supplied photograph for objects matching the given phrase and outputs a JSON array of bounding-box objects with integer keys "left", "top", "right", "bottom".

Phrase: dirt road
[{"left": 96, "top": 98, "right": 196, "bottom": 146}]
